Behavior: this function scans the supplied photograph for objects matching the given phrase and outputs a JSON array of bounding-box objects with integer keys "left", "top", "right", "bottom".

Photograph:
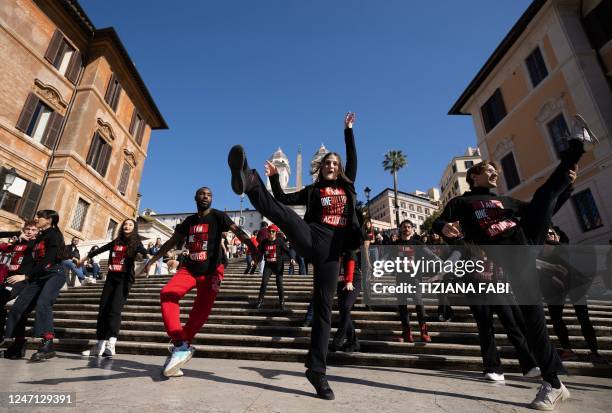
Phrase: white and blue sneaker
[{"left": 162, "top": 342, "right": 194, "bottom": 377}]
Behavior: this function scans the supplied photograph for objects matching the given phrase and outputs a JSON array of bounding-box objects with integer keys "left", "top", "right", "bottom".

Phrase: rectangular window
[
  {"left": 584, "top": 0, "right": 612, "bottom": 50},
  {"left": 501, "top": 152, "right": 521, "bottom": 190},
  {"left": 453, "top": 181, "right": 459, "bottom": 190},
  {"left": 452, "top": 164, "right": 457, "bottom": 173},
  {"left": 71, "top": 198, "right": 90, "bottom": 232},
  {"left": 0, "top": 172, "right": 27, "bottom": 215},
  {"left": 417, "top": 206, "right": 423, "bottom": 213},
  {"left": 106, "top": 219, "right": 118, "bottom": 240},
  {"left": 409, "top": 204, "right": 414, "bottom": 211},
  {"left": 15, "top": 94, "right": 63, "bottom": 149},
  {"left": 26, "top": 101, "right": 53, "bottom": 143},
  {"left": 410, "top": 213, "right": 416, "bottom": 219},
  {"left": 44, "top": 30, "right": 81, "bottom": 84},
  {"left": 464, "top": 160, "right": 474, "bottom": 169},
  {"left": 425, "top": 208, "right": 430, "bottom": 214},
  {"left": 525, "top": 47, "right": 548, "bottom": 87},
  {"left": 104, "top": 74, "right": 122, "bottom": 111},
  {"left": 547, "top": 114, "right": 570, "bottom": 156},
  {"left": 129, "top": 110, "right": 146, "bottom": 145},
  {"left": 118, "top": 162, "right": 131, "bottom": 195},
  {"left": 400, "top": 202, "right": 406, "bottom": 208},
  {"left": 572, "top": 189, "right": 603, "bottom": 232},
  {"left": 86, "top": 132, "right": 112, "bottom": 176},
  {"left": 480, "top": 89, "right": 507, "bottom": 133}
]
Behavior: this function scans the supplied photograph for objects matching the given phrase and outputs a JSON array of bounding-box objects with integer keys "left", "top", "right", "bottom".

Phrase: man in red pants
[{"left": 142, "top": 187, "right": 259, "bottom": 377}]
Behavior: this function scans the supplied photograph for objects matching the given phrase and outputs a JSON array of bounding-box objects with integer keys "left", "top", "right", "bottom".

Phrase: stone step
[
  {"left": 18, "top": 338, "right": 612, "bottom": 378},
  {"left": 50, "top": 304, "right": 612, "bottom": 325},
  {"left": 34, "top": 319, "right": 612, "bottom": 349},
  {"left": 48, "top": 327, "right": 612, "bottom": 360}
]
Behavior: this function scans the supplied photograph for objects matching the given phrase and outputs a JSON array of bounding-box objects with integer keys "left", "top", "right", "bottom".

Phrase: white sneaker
[
  {"left": 163, "top": 342, "right": 195, "bottom": 377},
  {"left": 82, "top": 340, "right": 107, "bottom": 357},
  {"left": 102, "top": 337, "right": 116, "bottom": 357},
  {"left": 484, "top": 372, "right": 505, "bottom": 382},
  {"left": 530, "top": 381, "right": 570, "bottom": 411},
  {"left": 570, "top": 114, "right": 599, "bottom": 150},
  {"left": 88, "top": 277, "right": 96, "bottom": 284},
  {"left": 525, "top": 367, "right": 541, "bottom": 378}
]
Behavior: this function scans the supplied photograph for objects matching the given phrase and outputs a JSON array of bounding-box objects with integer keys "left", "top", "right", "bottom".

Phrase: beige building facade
[
  {"left": 368, "top": 188, "right": 439, "bottom": 232},
  {"left": 0, "top": 0, "right": 167, "bottom": 241},
  {"left": 450, "top": 0, "right": 612, "bottom": 244},
  {"left": 439, "top": 147, "right": 482, "bottom": 206}
]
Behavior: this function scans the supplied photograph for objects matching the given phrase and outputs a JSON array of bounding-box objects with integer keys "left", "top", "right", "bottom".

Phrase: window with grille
[
  {"left": 71, "top": 198, "right": 90, "bottom": 232},
  {"left": 464, "top": 160, "right": 474, "bottom": 169},
  {"left": 118, "top": 162, "right": 131, "bottom": 195}
]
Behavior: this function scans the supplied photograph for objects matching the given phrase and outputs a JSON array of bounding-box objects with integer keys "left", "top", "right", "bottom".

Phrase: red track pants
[{"left": 160, "top": 265, "right": 223, "bottom": 343}]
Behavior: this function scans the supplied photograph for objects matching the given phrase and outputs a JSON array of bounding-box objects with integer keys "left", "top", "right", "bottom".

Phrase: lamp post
[
  {"left": 364, "top": 186, "right": 371, "bottom": 217},
  {"left": 239, "top": 193, "right": 245, "bottom": 227},
  {"left": 0, "top": 167, "right": 17, "bottom": 210}
]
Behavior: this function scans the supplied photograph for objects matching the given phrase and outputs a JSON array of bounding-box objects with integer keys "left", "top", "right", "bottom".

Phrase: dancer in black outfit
[
  {"left": 0, "top": 220, "right": 38, "bottom": 352},
  {"left": 393, "top": 220, "right": 431, "bottom": 343},
  {"left": 79, "top": 218, "right": 148, "bottom": 357},
  {"left": 254, "top": 224, "right": 291, "bottom": 310},
  {"left": 330, "top": 249, "right": 361, "bottom": 352},
  {"left": 4, "top": 210, "right": 67, "bottom": 362},
  {"left": 228, "top": 112, "right": 361, "bottom": 400},
  {"left": 433, "top": 114, "right": 597, "bottom": 411}
]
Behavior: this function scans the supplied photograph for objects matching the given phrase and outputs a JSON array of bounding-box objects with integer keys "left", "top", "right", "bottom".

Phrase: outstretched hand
[
  {"left": 442, "top": 221, "right": 463, "bottom": 239},
  {"left": 265, "top": 160, "right": 278, "bottom": 177},
  {"left": 344, "top": 112, "right": 356, "bottom": 129}
]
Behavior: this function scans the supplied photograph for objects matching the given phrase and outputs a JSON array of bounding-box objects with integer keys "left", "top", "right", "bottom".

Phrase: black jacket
[{"left": 270, "top": 128, "right": 363, "bottom": 250}]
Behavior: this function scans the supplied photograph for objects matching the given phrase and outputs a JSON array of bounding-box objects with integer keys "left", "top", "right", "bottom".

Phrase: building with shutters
[
  {"left": 368, "top": 188, "right": 439, "bottom": 232},
  {"left": 450, "top": 0, "right": 612, "bottom": 244},
  {"left": 439, "top": 147, "right": 482, "bottom": 206},
  {"left": 0, "top": 0, "right": 167, "bottom": 241}
]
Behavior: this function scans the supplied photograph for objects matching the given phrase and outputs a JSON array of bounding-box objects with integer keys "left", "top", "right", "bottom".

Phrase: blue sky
[{"left": 80, "top": 0, "right": 532, "bottom": 213}]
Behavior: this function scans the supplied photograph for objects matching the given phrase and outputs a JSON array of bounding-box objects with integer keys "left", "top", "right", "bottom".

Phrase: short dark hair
[
  {"left": 260, "top": 222, "right": 268, "bottom": 228},
  {"left": 22, "top": 219, "right": 37, "bottom": 228},
  {"left": 466, "top": 161, "right": 498, "bottom": 189},
  {"left": 399, "top": 219, "right": 415, "bottom": 228}
]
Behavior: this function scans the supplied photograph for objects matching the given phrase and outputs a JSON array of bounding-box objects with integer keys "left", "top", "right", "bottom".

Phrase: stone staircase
[{"left": 14, "top": 259, "right": 612, "bottom": 376}]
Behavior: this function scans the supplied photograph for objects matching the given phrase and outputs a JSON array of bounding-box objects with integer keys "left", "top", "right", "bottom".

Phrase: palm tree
[{"left": 382, "top": 150, "right": 407, "bottom": 228}]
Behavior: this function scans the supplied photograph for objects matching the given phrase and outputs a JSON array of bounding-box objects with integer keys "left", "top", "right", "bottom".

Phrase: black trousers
[
  {"left": 548, "top": 304, "right": 597, "bottom": 353},
  {"left": 397, "top": 276, "right": 425, "bottom": 328},
  {"left": 490, "top": 148, "right": 580, "bottom": 383},
  {"left": 470, "top": 303, "right": 537, "bottom": 374},
  {"left": 333, "top": 275, "right": 362, "bottom": 345},
  {"left": 245, "top": 171, "right": 344, "bottom": 373},
  {"left": 96, "top": 272, "right": 133, "bottom": 340},
  {"left": 259, "top": 262, "right": 284, "bottom": 302},
  {"left": 0, "top": 281, "right": 27, "bottom": 338},
  {"left": 5, "top": 269, "right": 66, "bottom": 338}
]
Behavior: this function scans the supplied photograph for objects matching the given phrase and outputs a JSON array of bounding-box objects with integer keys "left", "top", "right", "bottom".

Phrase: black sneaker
[
  {"left": 253, "top": 298, "right": 263, "bottom": 309},
  {"left": 30, "top": 339, "right": 55, "bottom": 362},
  {"left": 228, "top": 145, "right": 251, "bottom": 195},
  {"left": 305, "top": 369, "right": 335, "bottom": 400},
  {"left": 4, "top": 340, "right": 26, "bottom": 360},
  {"left": 279, "top": 300, "right": 285, "bottom": 311},
  {"left": 342, "top": 338, "right": 360, "bottom": 353}
]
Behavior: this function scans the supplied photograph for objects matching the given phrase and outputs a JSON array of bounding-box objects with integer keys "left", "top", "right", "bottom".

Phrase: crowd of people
[{"left": 0, "top": 112, "right": 610, "bottom": 410}]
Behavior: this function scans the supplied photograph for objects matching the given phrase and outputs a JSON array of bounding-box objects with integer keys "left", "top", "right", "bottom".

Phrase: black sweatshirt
[
  {"left": 258, "top": 238, "right": 292, "bottom": 265},
  {"left": 29, "top": 227, "right": 65, "bottom": 278},
  {"left": 270, "top": 128, "right": 363, "bottom": 249},
  {"left": 88, "top": 239, "right": 148, "bottom": 283}
]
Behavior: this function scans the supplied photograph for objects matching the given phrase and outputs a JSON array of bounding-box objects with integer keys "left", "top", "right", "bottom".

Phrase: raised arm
[
  {"left": 344, "top": 112, "right": 357, "bottom": 182},
  {"left": 266, "top": 161, "right": 308, "bottom": 205}
]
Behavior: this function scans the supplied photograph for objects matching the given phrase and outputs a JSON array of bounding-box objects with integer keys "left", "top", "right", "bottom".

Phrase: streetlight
[
  {"left": 0, "top": 167, "right": 17, "bottom": 210},
  {"left": 364, "top": 186, "right": 371, "bottom": 216},
  {"left": 239, "top": 193, "right": 245, "bottom": 227}
]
